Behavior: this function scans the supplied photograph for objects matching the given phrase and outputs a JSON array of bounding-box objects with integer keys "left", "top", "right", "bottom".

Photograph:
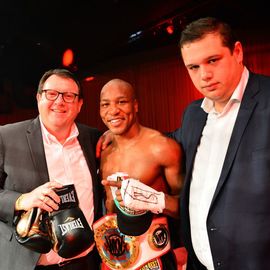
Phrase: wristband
[
  {"left": 114, "top": 198, "right": 147, "bottom": 216},
  {"left": 114, "top": 198, "right": 153, "bottom": 236}
]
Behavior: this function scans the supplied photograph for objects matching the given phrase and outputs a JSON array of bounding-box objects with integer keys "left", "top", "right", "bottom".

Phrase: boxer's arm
[{"left": 155, "top": 136, "right": 184, "bottom": 219}]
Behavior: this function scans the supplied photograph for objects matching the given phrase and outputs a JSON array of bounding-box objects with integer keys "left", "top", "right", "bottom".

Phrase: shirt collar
[{"left": 39, "top": 115, "right": 79, "bottom": 144}]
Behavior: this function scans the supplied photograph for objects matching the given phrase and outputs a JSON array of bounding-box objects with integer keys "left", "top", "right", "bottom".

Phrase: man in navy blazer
[
  {"left": 168, "top": 17, "right": 270, "bottom": 270},
  {"left": 0, "top": 69, "right": 102, "bottom": 270}
]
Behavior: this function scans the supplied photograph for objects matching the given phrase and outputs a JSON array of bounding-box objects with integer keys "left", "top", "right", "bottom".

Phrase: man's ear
[
  {"left": 36, "top": 93, "right": 41, "bottom": 102},
  {"left": 234, "top": 41, "right": 243, "bottom": 64}
]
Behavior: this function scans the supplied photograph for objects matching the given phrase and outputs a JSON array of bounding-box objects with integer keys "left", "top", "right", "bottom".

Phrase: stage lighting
[{"left": 62, "top": 48, "right": 74, "bottom": 67}]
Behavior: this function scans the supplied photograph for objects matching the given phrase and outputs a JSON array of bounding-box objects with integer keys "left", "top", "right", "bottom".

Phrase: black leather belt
[
  {"left": 36, "top": 257, "right": 81, "bottom": 269},
  {"left": 36, "top": 259, "right": 73, "bottom": 269},
  {"left": 35, "top": 250, "right": 98, "bottom": 269}
]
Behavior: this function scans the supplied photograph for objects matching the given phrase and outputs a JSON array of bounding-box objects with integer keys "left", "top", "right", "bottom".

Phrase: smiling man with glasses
[
  {"left": 41, "top": 89, "right": 79, "bottom": 103},
  {"left": 36, "top": 70, "right": 84, "bottom": 143},
  {"left": 0, "top": 68, "right": 103, "bottom": 270}
]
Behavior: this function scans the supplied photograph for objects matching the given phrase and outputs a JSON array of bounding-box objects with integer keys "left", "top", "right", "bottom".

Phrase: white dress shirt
[{"left": 189, "top": 67, "right": 249, "bottom": 269}]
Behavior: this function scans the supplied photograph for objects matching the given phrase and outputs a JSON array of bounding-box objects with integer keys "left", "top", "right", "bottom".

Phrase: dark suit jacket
[
  {"left": 0, "top": 117, "right": 103, "bottom": 270},
  {"left": 169, "top": 72, "right": 270, "bottom": 270}
]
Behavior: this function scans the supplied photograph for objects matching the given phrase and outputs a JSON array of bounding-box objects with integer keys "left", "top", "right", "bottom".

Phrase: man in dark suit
[
  {"left": 0, "top": 69, "right": 102, "bottom": 270},
  {"left": 168, "top": 17, "right": 270, "bottom": 269}
]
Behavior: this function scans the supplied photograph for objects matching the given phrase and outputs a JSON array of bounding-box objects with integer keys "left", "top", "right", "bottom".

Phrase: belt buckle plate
[{"left": 58, "top": 260, "right": 72, "bottom": 267}]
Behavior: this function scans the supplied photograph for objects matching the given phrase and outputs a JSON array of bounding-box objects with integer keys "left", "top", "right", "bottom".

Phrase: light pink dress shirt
[{"left": 37, "top": 119, "right": 94, "bottom": 265}]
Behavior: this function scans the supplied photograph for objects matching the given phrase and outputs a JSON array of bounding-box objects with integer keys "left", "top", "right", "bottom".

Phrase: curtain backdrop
[
  {"left": 77, "top": 38, "right": 270, "bottom": 133},
  {"left": 1, "top": 36, "right": 270, "bottom": 133}
]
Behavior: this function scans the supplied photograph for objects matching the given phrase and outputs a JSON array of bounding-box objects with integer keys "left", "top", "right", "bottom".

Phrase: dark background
[
  {"left": 0, "top": 0, "right": 268, "bottom": 110},
  {"left": 1, "top": 0, "right": 268, "bottom": 77}
]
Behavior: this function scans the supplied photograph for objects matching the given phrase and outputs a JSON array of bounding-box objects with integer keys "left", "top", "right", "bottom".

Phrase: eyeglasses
[{"left": 41, "top": 89, "right": 79, "bottom": 103}]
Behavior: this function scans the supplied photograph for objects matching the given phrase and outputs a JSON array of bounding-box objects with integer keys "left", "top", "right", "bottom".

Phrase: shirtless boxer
[{"left": 94, "top": 78, "right": 183, "bottom": 270}]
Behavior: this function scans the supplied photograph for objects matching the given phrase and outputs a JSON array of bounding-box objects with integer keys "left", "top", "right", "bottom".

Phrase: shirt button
[{"left": 210, "top": 227, "right": 217, "bottom": 231}]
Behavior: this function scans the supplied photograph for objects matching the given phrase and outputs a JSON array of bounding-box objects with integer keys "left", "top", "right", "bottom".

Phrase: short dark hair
[
  {"left": 37, "top": 68, "right": 83, "bottom": 99},
  {"left": 179, "top": 17, "right": 237, "bottom": 53}
]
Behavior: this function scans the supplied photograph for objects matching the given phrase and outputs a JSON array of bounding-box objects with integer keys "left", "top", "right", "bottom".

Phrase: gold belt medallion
[{"left": 94, "top": 215, "right": 139, "bottom": 269}]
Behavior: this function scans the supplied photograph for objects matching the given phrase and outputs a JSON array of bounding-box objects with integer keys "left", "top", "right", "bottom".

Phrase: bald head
[{"left": 100, "top": 79, "right": 136, "bottom": 100}]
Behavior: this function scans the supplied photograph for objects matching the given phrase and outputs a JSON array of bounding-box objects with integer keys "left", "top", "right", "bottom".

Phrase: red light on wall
[
  {"left": 62, "top": 49, "right": 74, "bottom": 67},
  {"left": 84, "top": 76, "right": 95, "bottom": 82},
  {"left": 166, "top": 24, "right": 174, "bottom": 35}
]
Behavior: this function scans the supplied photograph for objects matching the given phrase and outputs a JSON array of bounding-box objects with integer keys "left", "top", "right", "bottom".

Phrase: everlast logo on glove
[
  {"left": 56, "top": 185, "right": 78, "bottom": 210},
  {"left": 58, "top": 217, "right": 85, "bottom": 236},
  {"left": 49, "top": 184, "right": 94, "bottom": 258}
]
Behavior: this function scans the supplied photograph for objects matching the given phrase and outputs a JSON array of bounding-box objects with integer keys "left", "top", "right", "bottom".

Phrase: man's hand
[
  {"left": 96, "top": 130, "right": 114, "bottom": 158},
  {"left": 15, "top": 181, "right": 63, "bottom": 212},
  {"left": 102, "top": 175, "right": 165, "bottom": 214},
  {"left": 101, "top": 179, "right": 124, "bottom": 206},
  {"left": 120, "top": 179, "right": 165, "bottom": 214}
]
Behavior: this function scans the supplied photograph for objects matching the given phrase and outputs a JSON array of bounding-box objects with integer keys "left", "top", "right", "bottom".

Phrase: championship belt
[{"left": 93, "top": 214, "right": 170, "bottom": 269}]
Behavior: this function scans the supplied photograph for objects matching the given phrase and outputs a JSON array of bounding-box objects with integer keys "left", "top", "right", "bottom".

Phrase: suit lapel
[
  {"left": 182, "top": 105, "right": 207, "bottom": 223},
  {"left": 185, "top": 105, "right": 208, "bottom": 185},
  {"left": 26, "top": 117, "right": 49, "bottom": 185},
  {"left": 77, "top": 128, "right": 97, "bottom": 181},
  {"left": 77, "top": 126, "right": 99, "bottom": 216},
  {"left": 210, "top": 73, "right": 260, "bottom": 208}
]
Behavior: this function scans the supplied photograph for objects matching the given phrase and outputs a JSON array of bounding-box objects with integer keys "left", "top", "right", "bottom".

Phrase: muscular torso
[
  {"left": 100, "top": 126, "right": 182, "bottom": 216},
  {"left": 101, "top": 143, "right": 169, "bottom": 193}
]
